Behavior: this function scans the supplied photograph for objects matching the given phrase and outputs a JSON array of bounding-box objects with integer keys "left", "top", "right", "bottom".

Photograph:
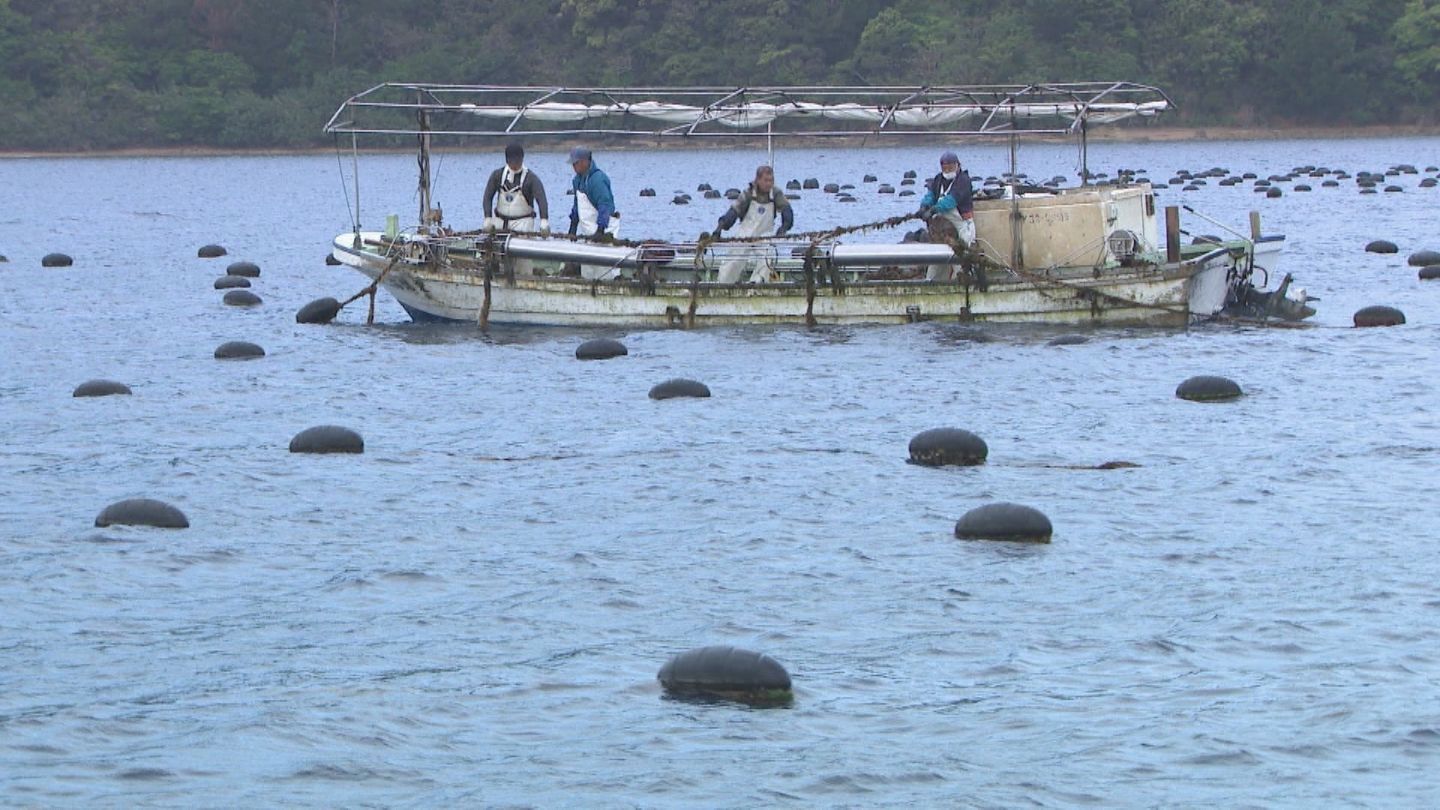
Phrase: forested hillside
[{"left": 1, "top": 0, "right": 1437, "bottom": 150}]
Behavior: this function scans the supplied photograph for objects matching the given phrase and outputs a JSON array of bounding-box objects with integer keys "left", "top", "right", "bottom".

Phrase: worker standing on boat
[
  {"left": 712, "top": 165, "right": 794, "bottom": 284},
  {"left": 918, "top": 151, "right": 975, "bottom": 281},
  {"left": 567, "top": 147, "right": 619, "bottom": 241},
  {"left": 483, "top": 142, "right": 550, "bottom": 235}
]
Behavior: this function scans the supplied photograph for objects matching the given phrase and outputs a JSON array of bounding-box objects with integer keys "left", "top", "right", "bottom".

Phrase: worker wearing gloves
[
  {"left": 482, "top": 142, "right": 549, "bottom": 235},
  {"left": 712, "top": 164, "right": 793, "bottom": 284},
  {"left": 918, "top": 151, "right": 975, "bottom": 281},
  {"left": 567, "top": 147, "right": 620, "bottom": 242}
]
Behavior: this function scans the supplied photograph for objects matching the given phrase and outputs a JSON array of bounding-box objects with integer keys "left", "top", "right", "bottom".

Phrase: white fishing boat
[{"left": 323, "top": 83, "right": 1312, "bottom": 328}]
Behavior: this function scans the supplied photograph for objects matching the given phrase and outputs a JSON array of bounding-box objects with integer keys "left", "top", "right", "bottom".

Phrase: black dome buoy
[
  {"left": 954, "top": 502, "right": 1053, "bottom": 543},
  {"left": 1419, "top": 266, "right": 1440, "bottom": 280},
  {"left": 1366, "top": 240, "right": 1399, "bottom": 254},
  {"left": 1047, "top": 334, "right": 1089, "bottom": 346},
  {"left": 41, "top": 252, "right": 73, "bottom": 267},
  {"left": 214, "top": 340, "right": 265, "bottom": 360},
  {"left": 863, "top": 174, "right": 878, "bottom": 182},
  {"left": 1384, "top": 185, "right": 1404, "bottom": 192},
  {"left": 1176, "top": 375, "right": 1243, "bottom": 402},
  {"left": 222, "top": 289, "right": 262, "bottom": 307},
  {"left": 657, "top": 645, "right": 792, "bottom": 705},
  {"left": 877, "top": 184, "right": 895, "bottom": 194},
  {"left": 724, "top": 188, "right": 741, "bottom": 199},
  {"left": 823, "top": 182, "right": 840, "bottom": 193},
  {"left": 1421, "top": 178, "right": 1438, "bottom": 188},
  {"left": 785, "top": 179, "right": 801, "bottom": 190},
  {"left": 1353, "top": 305, "right": 1406, "bottom": 327},
  {"left": 697, "top": 183, "right": 712, "bottom": 192},
  {"left": 575, "top": 338, "right": 627, "bottom": 360},
  {"left": 296, "top": 296, "right": 341, "bottom": 325},
  {"left": 1407, "top": 250, "right": 1440, "bottom": 266},
  {"left": 898, "top": 189, "right": 916, "bottom": 197},
  {"left": 225, "top": 260, "right": 260, "bottom": 277},
  {"left": 197, "top": 244, "right": 227, "bottom": 258},
  {"left": 802, "top": 178, "right": 819, "bottom": 189},
  {"left": 703, "top": 189, "right": 721, "bottom": 199},
  {"left": 94, "top": 498, "right": 189, "bottom": 529},
  {"left": 1266, "top": 187, "right": 1283, "bottom": 198},
  {"left": 903, "top": 169, "right": 917, "bottom": 179},
  {"left": 73, "top": 379, "right": 132, "bottom": 397},
  {"left": 325, "top": 253, "right": 342, "bottom": 265},
  {"left": 1294, "top": 184, "right": 1312, "bottom": 191},
  {"left": 289, "top": 425, "right": 364, "bottom": 454},
  {"left": 649, "top": 379, "right": 710, "bottom": 400},
  {"left": 900, "top": 177, "right": 915, "bottom": 186},
  {"left": 214, "top": 275, "right": 251, "bottom": 289},
  {"left": 639, "top": 187, "right": 657, "bottom": 197},
  {"left": 671, "top": 195, "right": 690, "bottom": 205},
  {"left": 908, "top": 427, "right": 988, "bottom": 467}
]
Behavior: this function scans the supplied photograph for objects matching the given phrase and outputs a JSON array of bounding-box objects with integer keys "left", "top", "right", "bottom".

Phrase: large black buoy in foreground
[
  {"left": 1176, "top": 375, "right": 1243, "bottom": 402},
  {"left": 1047, "top": 334, "right": 1090, "bottom": 346},
  {"left": 214, "top": 341, "right": 265, "bottom": 360},
  {"left": 1420, "top": 266, "right": 1440, "bottom": 280},
  {"left": 95, "top": 498, "right": 189, "bottom": 529},
  {"left": 576, "top": 338, "right": 627, "bottom": 360},
  {"left": 289, "top": 425, "right": 364, "bottom": 454},
  {"left": 657, "top": 645, "right": 792, "bottom": 706},
  {"left": 649, "top": 379, "right": 710, "bottom": 400},
  {"left": 223, "top": 290, "right": 262, "bottom": 307},
  {"left": 1407, "top": 250, "right": 1440, "bottom": 267},
  {"left": 908, "top": 428, "right": 987, "bottom": 467},
  {"left": 296, "top": 297, "right": 340, "bottom": 324},
  {"left": 954, "top": 502, "right": 1053, "bottom": 543},
  {"left": 73, "top": 379, "right": 132, "bottom": 397},
  {"left": 1365, "top": 239, "right": 1399, "bottom": 254},
  {"left": 1354, "top": 305, "right": 1406, "bottom": 327},
  {"left": 197, "top": 244, "right": 227, "bottom": 258},
  {"left": 41, "top": 253, "right": 73, "bottom": 267},
  {"left": 226, "top": 260, "right": 260, "bottom": 277}
]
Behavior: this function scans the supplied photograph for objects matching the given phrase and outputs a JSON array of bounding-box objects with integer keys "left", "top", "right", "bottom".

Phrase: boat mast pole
[
  {"left": 351, "top": 132, "right": 361, "bottom": 234},
  {"left": 417, "top": 93, "right": 432, "bottom": 231},
  {"left": 1080, "top": 119, "right": 1090, "bottom": 186}
]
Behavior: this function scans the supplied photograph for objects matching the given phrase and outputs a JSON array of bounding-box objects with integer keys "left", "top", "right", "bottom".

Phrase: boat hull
[{"left": 331, "top": 233, "right": 1238, "bottom": 328}]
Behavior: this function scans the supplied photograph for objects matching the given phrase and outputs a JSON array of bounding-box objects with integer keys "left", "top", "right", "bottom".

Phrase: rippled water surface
[{"left": 3, "top": 138, "right": 1440, "bottom": 806}]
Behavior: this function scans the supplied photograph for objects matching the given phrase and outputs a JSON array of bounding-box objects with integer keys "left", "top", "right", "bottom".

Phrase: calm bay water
[{"left": 2, "top": 138, "right": 1440, "bottom": 806}]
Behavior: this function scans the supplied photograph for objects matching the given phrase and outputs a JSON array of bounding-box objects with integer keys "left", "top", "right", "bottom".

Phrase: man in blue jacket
[
  {"left": 567, "top": 147, "right": 619, "bottom": 241},
  {"left": 918, "top": 151, "right": 975, "bottom": 281}
]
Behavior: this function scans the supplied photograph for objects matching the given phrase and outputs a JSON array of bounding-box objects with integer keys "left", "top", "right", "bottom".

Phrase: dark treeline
[{"left": 2, "top": 0, "right": 1437, "bottom": 150}]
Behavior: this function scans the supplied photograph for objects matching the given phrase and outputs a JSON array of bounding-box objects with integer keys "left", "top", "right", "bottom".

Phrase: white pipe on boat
[
  {"left": 503, "top": 237, "right": 647, "bottom": 268},
  {"left": 828, "top": 243, "right": 958, "bottom": 267}
]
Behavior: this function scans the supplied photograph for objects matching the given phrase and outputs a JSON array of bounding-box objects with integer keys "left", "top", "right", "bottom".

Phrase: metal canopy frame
[{"left": 323, "top": 82, "right": 1174, "bottom": 139}]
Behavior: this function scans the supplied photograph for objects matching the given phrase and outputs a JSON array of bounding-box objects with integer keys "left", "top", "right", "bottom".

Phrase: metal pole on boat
[
  {"left": 351, "top": 132, "right": 361, "bottom": 233},
  {"left": 1080, "top": 120, "right": 1089, "bottom": 187},
  {"left": 417, "top": 94, "right": 432, "bottom": 232},
  {"left": 1249, "top": 211, "right": 1262, "bottom": 241},
  {"left": 1165, "top": 205, "right": 1181, "bottom": 263},
  {"left": 767, "top": 121, "right": 775, "bottom": 172}
]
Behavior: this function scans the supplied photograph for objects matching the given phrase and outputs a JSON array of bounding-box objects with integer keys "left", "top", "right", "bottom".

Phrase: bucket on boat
[{"left": 385, "top": 214, "right": 399, "bottom": 240}]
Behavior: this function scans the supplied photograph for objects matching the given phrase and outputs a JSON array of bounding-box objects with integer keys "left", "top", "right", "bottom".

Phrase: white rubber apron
[{"left": 717, "top": 196, "right": 778, "bottom": 284}]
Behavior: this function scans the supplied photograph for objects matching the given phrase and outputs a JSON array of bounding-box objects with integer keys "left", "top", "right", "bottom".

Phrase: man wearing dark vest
[{"left": 483, "top": 142, "right": 549, "bottom": 235}]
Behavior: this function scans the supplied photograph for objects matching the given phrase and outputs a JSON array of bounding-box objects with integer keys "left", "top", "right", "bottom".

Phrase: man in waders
[
  {"left": 483, "top": 142, "right": 549, "bottom": 235},
  {"left": 567, "top": 147, "right": 619, "bottom": 241},
  {"left": 711, "top": 164, "right": 794, "bottom": 284},
  {"left": 918, "top": 151, "right": 975, "bottom": 281}
]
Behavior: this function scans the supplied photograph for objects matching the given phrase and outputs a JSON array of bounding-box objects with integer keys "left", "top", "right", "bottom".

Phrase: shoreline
[{"left": 1, "top": 125, "right": 1436, "bottom": 159}]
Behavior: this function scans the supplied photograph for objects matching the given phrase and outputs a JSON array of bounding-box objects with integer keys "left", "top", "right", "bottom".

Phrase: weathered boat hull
[{"left": 332, "top": 233, "right": 1238, "bottom": 328}]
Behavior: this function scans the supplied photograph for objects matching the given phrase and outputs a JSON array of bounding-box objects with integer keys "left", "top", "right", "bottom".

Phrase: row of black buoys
[
  {"left": 214, "top": 341, "right": 265, "bottom": 360},
  {"left": 1176, "top": 375, "right": 1242, "bottom": 402},
  {"left": 73, "top": 379, "right": 131, "bottom": 397},
  {"left": 649, "top": 379, "right": 710, "bottom": 399},
  {"left": 1407, "top": 250, "right": 1440, "bottom": 266},
  {"left": 198, "top": 244, "right": 227, "bottom": 258},
  {"left": 214, "top": 275, "right": 250, "bottom": 289},
  {"left": 95, "top": 498, "right": 189, "bottom": 529},
  {"left": 296, "top": 297, "right": 341, "bottom": 324},
  {"left": 1366, "top": 239, "right": 1399, "bottom": 254},
  {"left": 954, "top": 503, "right": 1053, "bottom": 543},
  {"left": 908, "top": 428, "right": 987, "bottom": 466},
  {"left": 1354, "top": 305, "right": 1406, "bottom": 327},
  {"left": 289, "top": 425, "right": 364, "bottom": 454},
  {"left": 226, "top": 260, "right": 260, "bottom": 277},
  {"left": 658, "top": 645, "right": 792, "bottom": 706},
  {"left": 42, "top": 253, "right": 73, "bottom": 267},
  {"left": 575, "top": 337, "right": 627, "bottom": 360},
  {"left": 223, "top": 289, "right": 262, "bottom": 307}
]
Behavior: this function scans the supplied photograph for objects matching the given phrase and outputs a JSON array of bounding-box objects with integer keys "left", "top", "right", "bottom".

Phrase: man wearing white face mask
[{"left": 918, "top": 151, "right": 975, "bottom": 281}]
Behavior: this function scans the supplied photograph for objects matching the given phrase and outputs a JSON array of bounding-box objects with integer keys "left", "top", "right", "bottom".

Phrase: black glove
[
  {"left": 567, "top": 219, "right": 578, "bottom": 237},
  {"left": 590, "top": 231, "right": 614, "bottom": 244},
  {"left": 710, "top": 228, "right": 722, "bottom": 240}
]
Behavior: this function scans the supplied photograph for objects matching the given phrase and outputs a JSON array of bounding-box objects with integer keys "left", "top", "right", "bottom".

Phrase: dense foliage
[{"left": 1, "top": 0, "right": 1435, "bottom": 150}]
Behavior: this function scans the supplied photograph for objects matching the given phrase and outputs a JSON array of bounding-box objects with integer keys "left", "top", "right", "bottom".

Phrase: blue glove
[
  {"left": 932, "top": 195, "right": 958, "bottom": 213},
  {"left": 919, "top": 191, "right": 936, "bottom": 207}
]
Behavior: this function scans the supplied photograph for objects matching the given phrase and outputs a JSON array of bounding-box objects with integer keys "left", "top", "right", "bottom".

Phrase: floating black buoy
[
  {"left": 785, "top": 179, "right": 801, "bottom": 190},
  {"left": 903, "top": 169, "right": 917, "bottom": 179},
  {"left": 1353, "top": 305, "right": 1405, "bottom": 327},
  {"left": 649, "top": 379, "right": 710, "bottom": 400},
  {"left": 863, "top": 174, "right": 877, "bottom": 182},
  {"left": 1407, "top": 250, "right": 1440, "bottom": 266},
  {"left": 1322, "top": 180, "right": 1339, "bottom": 187},
  {"left": 725, "top": 188, "right": 741, "bottom": 199},
  {"left": 1384, "top": 185, "right": 1404, "bottom": 193},
  {"left": 802, "top": 178, "right": 819, "bottom": 190},
  {"left": 223, "top": 290, "right": 262, "bottom": 307},
  {"left": 41, "top": 252, "right": 73, "bottom": 267},
  {"left": 226, "top": 260, "right": 260, "bottom": 277},
  {"left": 296, "top": 296, "right": 341, "bottom": 325},
  {"left": 289, "top": 425, "right": 364, "bottom": 454},
  {"left": 197, "top": 244, "right": 227, "bottom": 258},
  {"left": 1421, "top": 178, "right": 1438, "bottom": 188},
  {"left": 639, "top": 188, "right": 656, "bottom": 197},
  {"left": 1365, "top": 240, "right": 1399, "bottom": 254},
  {"left": 214, "top": 275, "right": 251, "bottom": 289},
  {"left": 877, "top": 184, "right": 894, "bottom": 194},
  {"left": 1266, "top": 187, "right": 1283, "bottom": 198},
  {"left": 898, "top": 190, "right": 915, "bottom": 197},
  {"left": 697, "top": 183, "right": 712, "bottom": 192},
  {"left": 703, "top": 189, "right": 721, "bottom": 199},
  {"left": 1419, "top": 266, "right": 1440, "bottom": 280},
  {"left": 671, "top": 195, "right": 689, "bottom": 205},
  {"left": 73, "top": 379, "right": 132, "bottom": 397},
  {"left": 1047, "top": 334, "right": 1089, "bottom": 346},
  {"left": 908, "top": 427, "right": 988, "bottom": 467},
  {"left": 1096, "top": 460, "right": 1141, "bottom": 469},
  {"left": 1360, "top": 188, "right": 1378, "bottom": 195},
  {"left": 954, "top": 502, "right": 1053, "bottom": 543},
  {"left": 1294, "top": 184, "right": 1312, "bottom": 191},
  {"left": 575, "top": 338, "right": 627, "bottom": 360},
  {"left": 214, "top": 341, "right": 265, "bottom": 360},
  {"left": 657, "top": 645, "right": 792, "bottom": 705},
  {"left": 900, "top": 177, "right": 915, "bottom": 186},
  {"left": 822, "top": 183, "right": 840, "bottom": 193},
  {"left": 94, "top": 498, "right": 189, "bottom": 529},
  {"left": 1176, "top": 375, "right": 1243, "bottom": 402},
  {"left": 325, "top": 253, "right": 342, "bottom": 266}
]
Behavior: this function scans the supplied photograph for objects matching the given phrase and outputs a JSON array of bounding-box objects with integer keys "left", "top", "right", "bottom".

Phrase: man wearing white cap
[
  {"left": 567, "top": 147, "right": 619, "bottom": 241},
  {"left": 918, "top": 151, "right": 975, "bottom": 281}
]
